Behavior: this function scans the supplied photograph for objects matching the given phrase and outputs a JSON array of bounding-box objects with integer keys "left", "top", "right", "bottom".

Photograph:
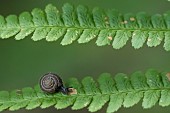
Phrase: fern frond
[
  {"left": 0, "top": 69, "right": 170, "bottom": 112},
  {"left": 0, "top": 4, "right": 170, "bottom": 50}
]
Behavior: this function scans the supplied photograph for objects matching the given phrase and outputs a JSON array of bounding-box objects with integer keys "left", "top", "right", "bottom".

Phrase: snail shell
[{"left": 39, "top": 73, "right": 63, "bottom": 94}]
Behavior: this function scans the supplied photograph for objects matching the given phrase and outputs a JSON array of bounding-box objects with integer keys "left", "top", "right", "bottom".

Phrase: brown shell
[{"left": 39, "top": 73, "right": 63, "bottom": 94}]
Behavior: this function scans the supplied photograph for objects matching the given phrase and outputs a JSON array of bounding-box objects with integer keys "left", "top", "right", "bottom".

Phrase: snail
[{"left": 39, "top": 73, "right": 71, "bottom": 95}]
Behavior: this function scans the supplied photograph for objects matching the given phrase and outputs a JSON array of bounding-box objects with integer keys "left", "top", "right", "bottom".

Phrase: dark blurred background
[{"left": 0, "top": 0, "right": 170, "bottom": 113}]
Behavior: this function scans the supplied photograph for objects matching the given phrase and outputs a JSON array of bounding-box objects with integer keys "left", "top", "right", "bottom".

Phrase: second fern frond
[{"left": 0, "top": 69, "right": 170, "bottom": 113}]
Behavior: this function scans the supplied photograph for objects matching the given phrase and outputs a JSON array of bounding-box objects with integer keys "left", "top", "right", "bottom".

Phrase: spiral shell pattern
[{"left": 39, "top": 73, "right": 63, "bottom": 94}]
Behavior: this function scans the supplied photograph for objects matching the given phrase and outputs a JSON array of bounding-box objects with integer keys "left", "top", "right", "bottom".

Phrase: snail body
[{"left": 39, "top": 73, "right": 69, "bottom": 94}]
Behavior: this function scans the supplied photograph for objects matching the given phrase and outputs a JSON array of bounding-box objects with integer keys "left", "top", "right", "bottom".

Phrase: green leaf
[
  {"left": 98, "top": 73, "right": 117, "bottom": 94},
  {"left": 145, "top": 69, "right": 163, "bottom": 88},
  {"left": 26, "top": 100, "right": 41, "bottom": 110},
  {"left": 77, "top": 5, "right": 94, "bottom": 27},
  {"left": 164, "top": 12, "right": 170, "bottom": 29},
  {"left": 124, "top": 13, "right": 138, "bottom": 29},
  {"left": 92, "top": 8, "right": 107, "bottom": 27},
  {"left": 151, "top": 14, "right": 166, "bottom": 29},
  {"left": 123, "top": 91, "right": 143, "bottom": 108},
  {"left": 45, "top": 4, "right": 65, "bottom": 42},
  {"left": 107, "top": 93, "right": 125, "bottom": 113},
  {"left": 31, "top": 28, "right": 50, "bottom": 41},
  {"left": 61, "top": 29, "right": 82, "bottom": 45},
  {"left": 22, "top": 87, "right": 41, "bottom": 110},
  {"left": 147, "top": 31, "right": 164, "bottom": 47},
  {"left": 130, "top": 71, "right": 148, "bottom": 90},
  {"left": 41, "top": 98, "right": 56, "bottom": 108},
  {"left": 96, "top": 30, "right": 115, "bottom": 46},
  {"left": 0, "top": 91, "right": 11, "bottom": 111},
  {"left": 131, "top": 30, "right": 148, "bottom": 49},
  {"left": 22, "top": 87, "right": 37, "bottom": 99},
  {"left": 136, "top": 12, "right": 152, "bottom": 28},
  {"left": 88, "top": 95, "right": 109, "bottom": 112},
  {"left": 9, "top": 90, "right": 26, "bottom": 111},
  {"left": 0, "top": 103, "right": 13, "bottom": 112},
  {"left": 1, "top": 15, "right": 20, "bottom": 39},
  {"left": 62, "top": 3, "right": 79, "bottom": 26},
  {"left": 31, "top": 8, "right": 50, "bottom": 41},
  {"left": 142, "top": 90, "right": 160, "bottom": 108},
  {"left": 82, "top": 76, "right": 100, "bottom": 94},
  {"left": 55, "top": 97, "right": 75, "bottom": 109},
  {"left": 15, "top": 12, "right": 35, "bottom": 40},
  {"left": 112, "top": 30, "right": 131, "bottom": 49},
  {"left": 46, "top": 28, "right": 66, "bottom": 41},
  {"left": 78, "top": 29, "right": 99, "bottom": 43},
  {"left": 32, "top": 8, "right": 47, "bottom": 26},
  {"left": 45, "top": 4, "right": 63, "bottom": 26},
  {"left": 114, "top": 73, "right": 133, "bottom": 91},
  {"left": 106, "top": 9, "right": 124, "bottom": 28},
  {"left": 159, "top": 90, "right": 170, "bottom": 107},
  {"left": 160, "top": 72, "right": 170, "bottom": 87},
  {"left": 72, "top": 96, "right": 91, "bottom": 110}
]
